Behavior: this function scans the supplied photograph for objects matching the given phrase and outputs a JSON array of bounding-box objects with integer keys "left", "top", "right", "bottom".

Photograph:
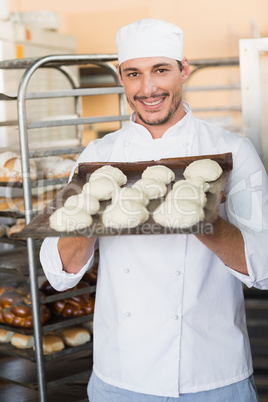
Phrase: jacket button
[
  {"left": 125, "top": 312, "right": 131, "bottom": 317},
  {"left": 124, "top": 268, "right": 130, "bottom": 273}
]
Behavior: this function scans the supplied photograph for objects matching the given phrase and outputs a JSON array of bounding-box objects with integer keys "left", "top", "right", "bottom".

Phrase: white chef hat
[{"left": 116, "top": 19, "right": 183, "bottom": 65}]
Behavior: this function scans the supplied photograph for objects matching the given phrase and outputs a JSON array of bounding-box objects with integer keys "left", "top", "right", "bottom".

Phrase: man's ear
[{"left": 181, "top": 57, "right": 190, "bottom": 83}]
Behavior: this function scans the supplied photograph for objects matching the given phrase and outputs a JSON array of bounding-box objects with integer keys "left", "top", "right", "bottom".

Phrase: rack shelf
[{"left": 0, "top": 53, "right": 125, "bottom": 401}]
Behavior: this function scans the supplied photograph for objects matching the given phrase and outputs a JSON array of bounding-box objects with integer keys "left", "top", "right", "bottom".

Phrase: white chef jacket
[{"left": 40, "top": 102, "right": 268, "bottom": 397}]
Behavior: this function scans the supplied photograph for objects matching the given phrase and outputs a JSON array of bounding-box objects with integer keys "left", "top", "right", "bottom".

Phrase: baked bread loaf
[
  {"left": 0, "top": 308, "right": 4, "bottom": 324},
  {"left": 40, "top": 280, "right": 57, "bottom": 296},
  {"left": 51, "top": 293, "right": 95, "bottom": 318},
  {"left": 18, "top": 188, "right": 62, "bottom": 214},
  {"left": 0, "top": 151, "right": 18, "bottom": 166},
  {"left": 0, "top": 285, "right": 21, "bottom": 297},
  {"left": 0, "top": 287, "right": 50, "bottom": 328},
  {"left": 41, "top": 280, "right": 95, "bottom": 318},
  {"left": 7, "top": 219, "right": 26, "bottom": 238},
  {"left": 41, "top": 281, "right": 95, "bottom": 318},
  {"left": 41, "top": 280, "right": 91, "bottom": 295},
  {"left": 0, "top": 328, "right": 14, "bottom": 343},
  {"left": 40, "top": 335, "right": 65, "bottom": 354},
  {"left": 11, "top": 333, "right": 34, "bottom": 349},
  {"left": 34, "top": 156, "right": 75, "bottom": 179},
  {"left": 0, "top": 291, "right": 27, "bottom": 308},
  {"left": 0, "top": 151, "right": 37, "bottom": 182},
  {"left": 0, "top": 196, "right": 13, "bottom": 211},
  {"left": 60, "top": 327, "right": 91, "bottom": 346},
  {"left": 0, "top": 283, "right": 48, "bottom": 328},
  {"left": 0, "top": 282, "right": 37, "bottom": 298},
  {"left": 2, "top": 302, "right": 51, "bottom": 328},
  {"left": 0, "top": 196, "right": 26, "bottom": 214}
]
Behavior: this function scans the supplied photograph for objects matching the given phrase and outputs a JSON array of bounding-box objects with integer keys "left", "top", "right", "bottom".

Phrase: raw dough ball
[
  {"left": 49, "top": 206, "right": 92, "bottom": 232},
  {"left": 153, "top": 199, "right": 205, "bottom": 229},
  {"left": 64, "top": 193, "right": 100, "bottom": 215},
  {"left": 114, "top": 186, "right": 149, "bottom": 206},
  {"left": 141, "top": 165, "right": 175, "bottom": 184},
  {"left": 174, "top": 177, "right": 210, "bottom": 192},
  {"left": 168, "top": 180, "right": 207, "bottom": 207},
  {"left": 90, "top": 165, "right": 127, "bottom": 186},
  {"left": 133, "top": 178, "right": 167, "bottom": 200},
  {"left": 183, "top": 159, "right": 223, "bottom": 181},
  {"left": 83, "top": 177, "right": 120, "bottom": 201},
  {"left": 102, "top": 199, "right": 149, "bottom": 229}
]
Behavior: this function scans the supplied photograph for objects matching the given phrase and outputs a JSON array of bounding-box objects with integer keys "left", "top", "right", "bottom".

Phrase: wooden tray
[{"left": 11, "top": 153, "right": 233, "bottom": 238}]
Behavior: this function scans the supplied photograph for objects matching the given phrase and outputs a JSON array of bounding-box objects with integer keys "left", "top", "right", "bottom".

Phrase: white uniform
[{"left": 40, "top": 102, "right": 268, "bottom": 397}]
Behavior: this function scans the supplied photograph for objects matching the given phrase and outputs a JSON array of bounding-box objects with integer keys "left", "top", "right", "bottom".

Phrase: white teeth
[{"left": 142, "top": 99, "right": 163, "bottom": 106}]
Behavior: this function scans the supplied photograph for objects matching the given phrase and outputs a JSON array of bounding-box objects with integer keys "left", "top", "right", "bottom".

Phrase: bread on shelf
[
  {"left": 34, "top": 156, "right": 75, "bottom": 180},
  {"left": 51, "top": 292, "right": 95, "bottom": 318},
  {"left": 0, "top": 151, "right": 37, "bottom": 182},
  {"left": 7, "top": 219, "right": 25, "bottom": 238},
  {"left": 0, "top": 284, "right": 50, "bottom": 328},
  {"left": 11, "top": 333, "right": 34, "bottom": 349},
  {"left": 41, "top": 280, "right": 95, "bottom": 318},
  {"left": 59, "top": 326, "right": 91, "bottom": 346},
  {"left": 40, "top": 334, "right": 65, "bottom": 354},
  {"left": 0, "top": 328, "right": 14, "bottom": 343},
  {"left": 2, "top": 302, "right": 51, "bottom": 328},
  {"left": 18, "top": 188, "right": 62, "bottom": 214}
]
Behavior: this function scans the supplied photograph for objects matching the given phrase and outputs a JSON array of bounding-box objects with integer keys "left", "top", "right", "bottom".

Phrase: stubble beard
[{"left": 128, "top": 91, "right": 183, "bottom": 126}]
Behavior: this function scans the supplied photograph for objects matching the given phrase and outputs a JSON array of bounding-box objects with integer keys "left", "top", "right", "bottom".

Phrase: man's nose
[{"left": 142, "top": 75, "right": 157, "bottom": 96}]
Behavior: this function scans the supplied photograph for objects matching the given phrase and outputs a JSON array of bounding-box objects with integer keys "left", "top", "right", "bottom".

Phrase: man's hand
[{"left": 196, "top": 217, "right": 248, "bottom": 275}]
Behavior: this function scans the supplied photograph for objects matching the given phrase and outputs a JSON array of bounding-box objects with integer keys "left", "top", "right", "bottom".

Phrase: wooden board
[{"left": 11, "top": 153, "right": 233, "bottom": 239}]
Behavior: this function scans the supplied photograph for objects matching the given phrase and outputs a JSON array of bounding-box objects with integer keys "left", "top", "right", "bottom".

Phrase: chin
[{"left": 139, "top": 113, "right": 169, "bottom": 126}]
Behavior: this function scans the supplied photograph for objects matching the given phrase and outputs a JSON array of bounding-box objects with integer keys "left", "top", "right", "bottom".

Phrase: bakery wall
[
  {"left": 9, "top": 0, "right": 268, "bottom": 55},
  {"left": 8, "top": 0, "right": 268, "bottom": 143}
]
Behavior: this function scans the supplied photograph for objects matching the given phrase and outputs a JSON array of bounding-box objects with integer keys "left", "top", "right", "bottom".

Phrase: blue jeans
[{"left": 87, "top": 371, "right": 258, "bottom": 402}]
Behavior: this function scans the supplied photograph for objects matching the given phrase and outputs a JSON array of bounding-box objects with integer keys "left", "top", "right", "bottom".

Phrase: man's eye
[
  {"left": 157, "top": 69, "right": 167, "bottom": 73},
  {"left": 128, "top": 72, "right": 138, "bottom": 77}
]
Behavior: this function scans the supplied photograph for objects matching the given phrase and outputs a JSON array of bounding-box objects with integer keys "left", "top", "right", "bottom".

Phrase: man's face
[{"left": 118, "top": 57, "right": 190, "bottom": 130}]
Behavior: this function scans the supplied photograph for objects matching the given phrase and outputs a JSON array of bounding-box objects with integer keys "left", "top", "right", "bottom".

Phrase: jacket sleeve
[
  {"left": 224, "top": 138, "right": 268, "bottom": 289},
  {"left": 39, "top": 237, "right": 95, "bottom": 291}
]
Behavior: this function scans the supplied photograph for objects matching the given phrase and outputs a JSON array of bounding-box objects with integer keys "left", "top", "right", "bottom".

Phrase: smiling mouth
[{"left": 141, "top": 98, "right": 164, "bottom": 106}]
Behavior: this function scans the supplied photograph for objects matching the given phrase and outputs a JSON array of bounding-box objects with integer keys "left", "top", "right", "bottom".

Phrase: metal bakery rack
[{"left": 0, "top": 53, "right": 128, "bottom": 402}]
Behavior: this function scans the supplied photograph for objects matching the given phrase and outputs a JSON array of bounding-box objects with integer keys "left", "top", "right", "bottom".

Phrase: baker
[{"left": 40, "top": 19, "right": 268, "bottom": 401}]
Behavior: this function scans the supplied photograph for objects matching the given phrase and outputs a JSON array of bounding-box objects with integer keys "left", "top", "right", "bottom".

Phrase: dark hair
[
  {"left": 177, "top": 60, "right": 183, "bottom": 72},
  {"left": 118, "top": 59, "right": 183, "bottom": 77}
]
